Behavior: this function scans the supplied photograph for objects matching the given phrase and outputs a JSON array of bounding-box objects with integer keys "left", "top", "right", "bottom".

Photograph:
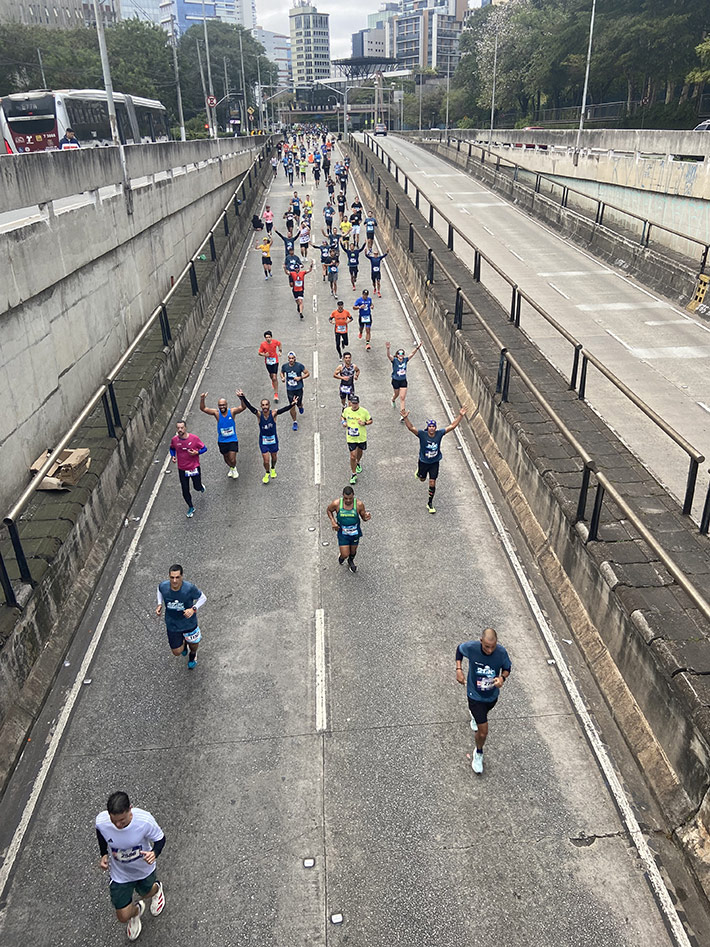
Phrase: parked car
[
  {"left": 693, "top": 119, "right": 710, "bottom": 131},
  {"left": 374, "top": 122, "right": 387, "bottom": 136}
]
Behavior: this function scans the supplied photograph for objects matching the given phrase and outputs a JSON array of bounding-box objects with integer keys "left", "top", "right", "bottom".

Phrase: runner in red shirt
[
  {"left": 258, "top": 331, "right": 283, "bottom": 401},
  {"left": 169, "top": 421, "right": 207, "bottom": 518},
  {"left": 286, "top": 259, "right": 314, "bottom": 318}
]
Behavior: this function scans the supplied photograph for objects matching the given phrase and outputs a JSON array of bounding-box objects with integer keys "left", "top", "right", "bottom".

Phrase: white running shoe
[
  {"left": 472, "top": 750, "right": 484, "bottom": 774},
  {"left": 150, "top": 881, "right": 165, "bottom": 916},
  {"left": 127, "top": 901, "right": 145, "bottom": 940},
  {"left": 469, "top": 716, "right": 478, "bottom": 732},
  {"left": 232, "top": 468, "right": 239, "bottom": 479}
]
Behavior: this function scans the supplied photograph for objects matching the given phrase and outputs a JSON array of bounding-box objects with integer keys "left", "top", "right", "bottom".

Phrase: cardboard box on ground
[{"left": 30, "top": 449, "right": 91, "bottom": 491}]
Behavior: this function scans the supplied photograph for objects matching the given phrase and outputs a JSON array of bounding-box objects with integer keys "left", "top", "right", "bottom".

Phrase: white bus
[{"left": 0, "top": 89, "right": 170, "bottom": 154}]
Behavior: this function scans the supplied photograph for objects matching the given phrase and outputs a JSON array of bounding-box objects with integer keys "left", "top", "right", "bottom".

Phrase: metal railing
[
  {"left": 0, "top": 140, "right": 273, "bottom": 608},
  {"left": 350, "top": 132, "right": 710, "bottom": 622},
  {"left": 412, "top": 132, "right": 709, "bottom": 274}
]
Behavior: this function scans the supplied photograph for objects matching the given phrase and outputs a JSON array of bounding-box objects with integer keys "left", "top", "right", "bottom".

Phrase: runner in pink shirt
[
  {"left": 170, "top": 421, "right": 207, "bottom": 517},
  {"left": 263, "top": 205, "right": 274, "bottom": 236}
]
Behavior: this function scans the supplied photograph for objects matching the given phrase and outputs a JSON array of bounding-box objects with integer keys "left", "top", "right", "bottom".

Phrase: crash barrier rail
[
  {"left": 0, "top": 140, "right": 273, "bottom": 608},
  {"left": 350, "top": 133, "right": 710, "bottom": 622},
  {"left": 404, "top": 131, "right": 710, "bottom": 275}
]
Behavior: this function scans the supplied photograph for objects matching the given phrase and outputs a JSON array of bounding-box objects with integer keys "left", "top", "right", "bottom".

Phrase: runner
[
  {"left": 281, "top": 351, "right": 310, "bottom": 431},
  {"left": 156, "top": 563, "right": 206, "bottom": 667},
  {"left": 353, "top": 288, "right": 374, "bottom": 350},
  {"left": 274, "top": 227, "right": 297, "bottom": 261},
  {"left": 338, "top": 215, "right": 353, "bottom": 249},
  {"left": 456, "top": 628, "right": 512, "bottom": 774},
  {"left": 270, "top": 154, "right": 278, "bottom": 177},
  {"left": 345, "top": 240, "right": 367, "bottom": 290},
  {"left": 323, "top": 201, "right": 336, "bottom": 234},
  {"left": 341, "top": 393, "right": 372, "bottom": 485},
  {"left": 326, "top": 175, "right": 335, "bottom": 200},
  {"left": 336, "top": 190, "right": 347, "bottom": 222},
  {"left": 386, "top": 340, "right": 422, "bottom": 415},
  {"left": 401, "top": 406, "right": 468, "bottom": 513},
  {"left": 169, "top": 421, "right": 207, "bottom": 518},
  {"left": 258, "top": 330, "right": 283, "bottom": 401},
  {"left": 326, "top": 252, "right": 339, "bottom": 298},
  {"left": 298, "top": 220, "right": 311, "bottom": 258},
  {"left": 96, "top": 792, "right": 166, "bottom": 941},
  {"left": 255, "top": 235, "right": 273, "bottom": 280},
  {"left": 286, "top": 156, "right": 294, "bottom": 186},
  {"left": 312, "top": 163, "right": 321, "bottom": 188},
  {"left": 333, "top": 351, "right": 360, "bottom": 407},
  {"left": 364, "top": 212, "right": 377, "bottom": 249},
  {"left": 237, "top": 390, "right": 293, "bottom": 482},
  {"left": 303, "top": 194, "right": 314, "bottom": 220},
  {"left": 366, "top": 247, "right": 388, "bottom": 297},
  {"left": 326, "top": 485, "right": 371, "bottom": 573},
  {"left": 286, "top": 260, "right": 314, "bottom": 318},
  {"left": 299, "top": 156, "right": 308, "bottom": 184},
  {"left": 291, "top": 191, "right": 301, "bottom": 220},
  {"left": 329, "top": 300, "right": 353, "bottom": 357},
  {"left": 199, "top": 392, "right": 246, "bottom": 478},
  {"left": 319, "top": 237, "right": 332, "bottom": 281},
  {"left": 263, "top": 204, "right": 274, "bottom": 235}
]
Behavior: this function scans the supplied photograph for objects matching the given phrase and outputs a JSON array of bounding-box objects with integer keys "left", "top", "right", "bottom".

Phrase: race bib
[
  {"left": 261, "top": 434, "right": 276, "bottom": 446},
  {"left": 183, "top": 626, "right": 202, "bottom": 644},
  {"left": 112, "top": 846, "right": 141, "bottom": 864},
  {"left": 347, "top": 426, "right": 359, "bottom": 438},
  {"left": 361, "top": 314, "right": 371, "bottom": 324},
  {"left": 335, "top": 325, "right": 347, "bottom": 333},
  {"left": 184, "top": 469, "right": 199, "bottom": 477},
  {"left": 341, "top": 524, "right": 358, "bottom": 536},
  {"left": 287, "top": 377, "right": 298, "bottom": 387},
  {"left": 340, "top": 384, "right": 353, "bottom": 394},
  {"left": 477, "top": 677, "right": 495, "bottom": 691},
  {"left": 266, "top": 356, "right": 277, "bottom": 365},
  {"left": 397, "top": 367, "right": 406, "bottom": 376}
]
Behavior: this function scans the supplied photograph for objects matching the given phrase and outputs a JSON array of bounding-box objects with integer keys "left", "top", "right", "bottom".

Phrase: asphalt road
[
  {"left": 0, "top": 155, "right": 697, "bottom": 947},
  {"left": 366, "top": 133, "right": 710, "bottom": 522}
]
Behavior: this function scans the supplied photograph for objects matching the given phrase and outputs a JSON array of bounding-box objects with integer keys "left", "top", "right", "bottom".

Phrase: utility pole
[
  {"left": 343, "top": 86, "right": 349, "bottom": 137},
  {"left": 171, "top": 17, "right": 186, "bottom": 141},
  {"left": 201, "top": 0, "right": 217, "bottom": 138},
  {"left": 238, "top": 30, "right": 248, "bottom": 135},
  {"left": 256, "top": 56, "right": 263, "bottom": 130},
  {"left": 575, "top": 0, "right": 597, "bottom": 159},
  {"left": 488, "top": 28, "right": 498, "bottom": 157},
  {"left": 196, "top": 39, "right": 209, "bottom": 134},
  {"left": 92, "top": 0, "right": 120, "bottom": 147},
  {"left": 445, "top": 54, "right": 451, "bottom": 134},
  {"left": 37, "top": 48, "right": 47, "bottom": 87},
  {"left": 418, "top": 68, "right": 423, "bottom": 133}
]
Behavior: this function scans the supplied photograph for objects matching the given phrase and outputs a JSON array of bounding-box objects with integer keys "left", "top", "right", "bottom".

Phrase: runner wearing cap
[
  {"left": 263, "top": 204, "right": 274, "bottom": 235},
  {"left": 255, "top": 235, "right": 273, "bottom": 280},
  {"left": 401, "top": 405, "right": 468, "bottom": 513},
  {"left": 199, "top": 391, "right": 246, "bottom": 479},
  {"left": 237, "top": 390, "right": 293, "bottom": 483},
  {"left": 341, "top": 394, "right": 372, "bottom": 485},
  {"left": 326, "top": 484, "right": 371, "bottom": 574},
  {"left": 329, "top": 301, "right": 353, "bottom": 358},
  {"left": 386, "top": 340, "right": 422, "bottom": 416},
  {"left": 258, "top": 331, "right": 283, "bottom": 401},
  {"left": 333, "top": 352, "right": 360, "bottom": 407},
  {"left": 353, "top": 289, "right": 374, "bottom": 351},
  {"left": 366, "top": 248, "right": 388, "bottom": 297},
  {"left": 281, "top": 352, "right": 310, "bottom": 431}
]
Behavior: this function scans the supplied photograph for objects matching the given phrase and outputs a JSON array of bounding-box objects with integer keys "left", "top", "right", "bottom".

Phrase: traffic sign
[
  {"left": 247, "top": 107, "right": 255, "bottom": 115},
  {"left": 207, "top": 95, "right": 217, "bottom": 108}
]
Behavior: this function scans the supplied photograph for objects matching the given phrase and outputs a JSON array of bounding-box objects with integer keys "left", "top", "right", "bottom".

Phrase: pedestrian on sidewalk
[
  {"left": 237, "top": 390, "right": 292, "bottom": 482},
  {"left": 330, "top": 300, "right": 353, "bottom": 357},
  {"left": 281, "top": 351, "right": 310, "bottom": 431},
  {"left": 258, "top": 331, "right": 283, "bottom": 401},
  {"left": 342, "top": 394, "right": 372, "bottom": 485},
  {"left": 401, "top": 406, "right": 467, "bottom": 514},
  {"left": 326, "top": 484, "right": 371, "bottom": 573},
  {"left": 96, "top": 791, "right": 166, "bottom": 941},
  {"left": 169, "top": 421, "right": 207, "bottom": 518},
  {"left": 199, "top": 392, "right": 246, "bottom": 479},
  {"left": 456, "top": 628, "right": 511, "bottom": 774},
  {"left": 386, "top": 340, "right": 422, "bottom": 415},
  {"left": 155, "top": 563, "right": 207, "bottom": 668}
]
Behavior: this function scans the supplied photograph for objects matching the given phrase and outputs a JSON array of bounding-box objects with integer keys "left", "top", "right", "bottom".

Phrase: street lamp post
[
  {"left": 445, "top": 53, "right": 451, "bottom": 134},
  {"left": 170, "top": 16, "right": 186, "bottom": 141},
  {"left": 488, "top": 27, "right": 499, "bottom": 156},
  {"left": 575, "top": 0, "right": 597, "bottom": 158},
  {"left": 91, "top": 0, "right": 120, "bottom": 147}
]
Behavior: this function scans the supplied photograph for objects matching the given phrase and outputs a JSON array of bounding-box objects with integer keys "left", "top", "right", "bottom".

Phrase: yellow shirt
[
  {"left": 340, "top": 220, "right": 352, "bottom": 236},
  {"left": 342, "top": 406, "right": 371, "bottom": 443}
]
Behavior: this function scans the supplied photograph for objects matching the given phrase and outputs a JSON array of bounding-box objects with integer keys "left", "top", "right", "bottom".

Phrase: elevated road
[{"left": 365, "top": 133, "right": 710, "bottom": 521}]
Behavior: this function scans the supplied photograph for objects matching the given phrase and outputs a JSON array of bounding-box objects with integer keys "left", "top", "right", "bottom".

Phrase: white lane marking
[
  {"left": 467, "top": 201, "right": 507, "bottom": 207},
  {"left": 547, "top": 282, "right": 570, "bottom": 299},
  {"left": 537, "top": 270, "right": 609, "bottom": 277},
  {"left": 313, "top": 350, "right": 319, "bottom": 380},
  {"left": 313, "top": 293, "right": 318, "bottom": 312},
  {"left": 630, "top": 346, "right": 710, "bottom": 360},
  {"left": 458, "top": 207, "right": 471, "bottom": 216},
  {"left": 697, "top": 402, "right": 710, "bottom": 414},
  {"left": 446, "top": 191, "right": 490, "bottom": 199},
  {"left": 374, "top": 181, "right": 691, "bottom": 947},
  {"left": 0, "top": 224, "right": 254, "bottom": 903},
  {"left": 315, "top": 608, "right": 327, "bottom": 732},
  {"left": 314, "top": 432, "right": 321, "bottom": 485},
  {"left": 577, "top": 301, "right": 667, "bottom": 311},
  {"left": 605, "top": 330, "right": 633, "bottom": 350},
  {"left": 644, "top": 320, "right": 690, "bottom": 326},
  {"left": 483, "top": 225, "right": 494, "bottom": 235},
  {"left": 508, "top": 248, "right": 525, "bottom": 262}
]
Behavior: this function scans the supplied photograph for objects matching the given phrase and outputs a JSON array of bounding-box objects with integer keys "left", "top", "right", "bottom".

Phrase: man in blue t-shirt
[
  {"left": 353, "top": 289, "right": 374, "bottom": 349},
  {"left": 365, "top": 248, "right": 388, "bottom": 296},
  {"left": 156, "top": 564, "right": 207, "bottom": 669},
  {"left": 456, "top": 628, "right": 512, "bottom": 774},
  {"left": 401, "top": 405, "right": 468, "bottom": 513},
  {"left": 280, "top": 351, "right": 311, "bottom": 431}
]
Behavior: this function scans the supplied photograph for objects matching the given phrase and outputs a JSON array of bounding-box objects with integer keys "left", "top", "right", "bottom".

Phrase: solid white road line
[
  {"left": 697, "top": 402, "right": 710, "bottom": 415},
  {"left": 605, "top": 330, "right": 633, "bottom": 351},
  {"left": 376, "top": 216, "right": 691, "bottom": 947},
  {"left": 313, "top": 350, "right": 319, "bottom": 379},
  {"left": 0, "top": 200, "right": 257, "bottom": 903},
  {"left": 508, "top": 248, "right": 525, "bottom": 262},
  {"left": 315, "top": 608, "right": 327, "bottom": 732},
  {"left": 547, "top": 282, "right": 570, "bottom": 300},
  {"left": 314, "top": 432, "right": 321, "bottom": 486},
  {"left": 313, "top": 293, "right": 318, "bottom": 312}
]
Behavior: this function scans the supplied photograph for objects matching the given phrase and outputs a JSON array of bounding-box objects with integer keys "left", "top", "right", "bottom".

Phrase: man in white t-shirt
[{"left": 95, "top": 791, "right": 166, "bottom": 941}]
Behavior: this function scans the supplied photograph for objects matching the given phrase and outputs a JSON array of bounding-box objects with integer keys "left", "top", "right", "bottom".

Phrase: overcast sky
[{"left": 255, "top": 0, "right": 380, "bottom": 59}]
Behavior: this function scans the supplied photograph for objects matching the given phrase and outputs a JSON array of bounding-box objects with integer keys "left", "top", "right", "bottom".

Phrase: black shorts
[
  {"left": 292, "top": 290, "right": 304, "bottom": 299},
  {"left": 417, "top": 460, "right": 439, "bottom": 481},
  {"left": 468, "top": 697, "right": 497, "bottom": 725},
  {"left": 287, "top": 389, "right": 303, "bottom": 406},
  {"left": 391, "top": 379, "right": 408, "bottom": 390},
  {"left": 262, "top": 256, "right": 272, "bottom": 266},
  {"left": 265, "top": 222, "right": 273, "bottom": 232},
  {"left": 349, "top": 266, "right": 358, "bottom": 276},
  {"left": 371, "top": 270, "right": 381, "bottom": 282},
  {"left": 218, "top": 441, "right": 238, "bottom": 455},
  {"left": 348, "top": 441, "right": 367, "bottom": 452},
  {"left": 265, "top": 362, "right": 279, "bottom": 375}
]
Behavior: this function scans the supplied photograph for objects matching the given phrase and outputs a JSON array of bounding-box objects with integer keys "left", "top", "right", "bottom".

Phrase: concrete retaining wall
[{"left": 1, "top": 139, "right": 265, "bottom": 515}]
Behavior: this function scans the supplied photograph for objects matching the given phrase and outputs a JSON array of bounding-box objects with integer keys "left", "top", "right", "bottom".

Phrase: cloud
[{"left": 255, "top": 0, "right": 381, "bottom": 60}]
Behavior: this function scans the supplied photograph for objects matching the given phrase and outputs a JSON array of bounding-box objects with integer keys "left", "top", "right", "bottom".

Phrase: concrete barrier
[{"left": 349, "top": 135, "right": 710, "bottom": 895}]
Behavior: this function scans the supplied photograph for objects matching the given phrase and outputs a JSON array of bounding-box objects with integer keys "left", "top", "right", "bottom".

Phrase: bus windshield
[{"left": 2, "top": 93, "right": 58, "bottom": 151}]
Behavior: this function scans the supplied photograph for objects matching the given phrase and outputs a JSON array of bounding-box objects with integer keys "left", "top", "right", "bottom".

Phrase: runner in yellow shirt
[{"left": 341, "top": 394, "right": 372, "bottom": 484}]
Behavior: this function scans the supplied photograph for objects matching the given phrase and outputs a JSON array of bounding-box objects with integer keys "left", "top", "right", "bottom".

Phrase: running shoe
[
  {"left": 274, "top": 394, "right": 279, "bottom": 402},
  {"left": 428, "top": 505, "right": 437, "bottom": 514},
  {"left": 391, "top": 399, "right": 397, "bottom": 409},
  {"left": 198, "top": 485, "right": 206, "bottom": 494},
  {"left": 293, "top": 422, "right": 298, "bottom": 431},
  {"left": 298, "top": 404, "right": 304, "bottom": 415},
  {"left": 349, "top": 474, "right": 357, "bottom": 485},
  {"left": 150, "top": 882, "right": 165, "bottom": 916},
  {"left": 188, "top": 655, "right": 198, "bottom": 670},
  {"left": 415, "top": 470, "right": 421, "bottom": 480},
  {"left": 232, "top": 468, "right": 239, "bottom": 479},
  {"left": 265, "top": 275, "right": 269, "bottom": 281},
  {"left": 300, "top": 313, "right": 304, "bottom": 320},
  {"left": 262, "top": 473, "right": 270, "bottom": 484},
  {"left": 358, "top": 331, "right": 363, "bottom": 339},
  {"left": 348, "top": 560, "right": 357, "bottom": 574},
  {"left": 470, "top": 717, "right": 478, "bottom": 732},
  {"left": 186, "top": 506, "right": 195, "bottom": 518},
  {"left": 270, "top": 468, "right": 277, "bottom": 479},
  {"left": 366, "top": 344, "right": 371, "bottom": 351},
  {"left": 377, "top": 291, "right": 382, "bottom": 297},
  {"left": 127, "top": 901, "right": 145, "bottom": 941},
  {"left": 355, "top": 464, "right": 362, "bottom": 474},
  {"left": 338, "top": 555, "right": 345, "bottom": 565},
  {"left": 472, "top": 750, "right": 483, "bottom": 774}
]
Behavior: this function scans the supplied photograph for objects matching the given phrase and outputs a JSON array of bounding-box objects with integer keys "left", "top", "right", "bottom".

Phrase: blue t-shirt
[
  {"left": 364, "top": 217, "right": 377, "bottom": 233},
  {"left": 282, "top": 361, "right": 305, "bottom": 390},
  {"left": 324, "top": 206, "right": 334, "bottom": 221},
  {"left": 417, "top": 428, "right": 446, "bottom": 463},
  {"left": 320, "top": 244, "right": 332, "bottom": 262},
  {"left": 355, "top": 296, "right": 372, "bottom": 321},
  {"left": 368, "top": 252, "right": 387, "bottom": 274},
  {"left": 159, "top": 580, "right": 202, "bottom": 634},
  {"left": 391, "top": 356, "right": 408, "bottom": 380},
  {"left": 456, "top": 640, "right": 512, "bottom": 703}
]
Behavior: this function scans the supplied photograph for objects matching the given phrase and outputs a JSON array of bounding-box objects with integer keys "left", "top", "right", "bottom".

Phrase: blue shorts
[
  {"left": 260, "top": 438, "right": 279, "bottom": 454},
  {"left": 337, "top": 530, "right": 360, "bottom": 546},
  {"left": 167, "top": 625, "right": 201, "bottom": 650}
]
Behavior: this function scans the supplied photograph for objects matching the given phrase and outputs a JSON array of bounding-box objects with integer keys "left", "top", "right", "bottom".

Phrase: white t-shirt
[{"left": 96, "top": 807, "right": 164, "bottom": 883}]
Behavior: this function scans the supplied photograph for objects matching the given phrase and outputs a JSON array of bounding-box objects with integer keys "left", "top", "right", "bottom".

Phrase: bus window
[{"left": 65, "top": 98, "right": 112, "bottom": 145}]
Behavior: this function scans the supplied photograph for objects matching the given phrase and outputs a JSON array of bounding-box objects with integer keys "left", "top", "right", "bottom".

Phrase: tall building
[
  {"left": 159, "top": 0, "right": 255, "bottom": 36},
  {"left": 289, "top": 1, "right": 330, "bottom": 87},
  {"left": 121, "top": 0, "right": 163, "bottom": 26},
  {"left": 252, "top": 25, "right": 292, "bottom": 91},
  {"left": 0, "top": 0, "right": 117, "bottom": 28},
  {"left": 352, "top": 27, "right": 385, "bottom": 58},
  {"left": 367, "top": 1, "right": 398, "bottom": 30},
  {"left": 386, "top": 0, "right": 466, "bottom": 72}
]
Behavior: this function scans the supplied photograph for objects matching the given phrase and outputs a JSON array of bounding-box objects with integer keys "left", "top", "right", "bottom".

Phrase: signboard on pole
[{"left": 207, "top": 95, "right": 217, "bottom": 108}]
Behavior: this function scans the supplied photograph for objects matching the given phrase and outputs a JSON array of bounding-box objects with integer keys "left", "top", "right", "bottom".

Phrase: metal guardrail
[
  {"left": 416, "top": 132, "right": 710, "bottom": 274},
  {"left": 352, "top": 132, "right": 710, "bottom": 623},
  {"left": 0, "top": 140, "right": 273, "bottom": 609}
]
